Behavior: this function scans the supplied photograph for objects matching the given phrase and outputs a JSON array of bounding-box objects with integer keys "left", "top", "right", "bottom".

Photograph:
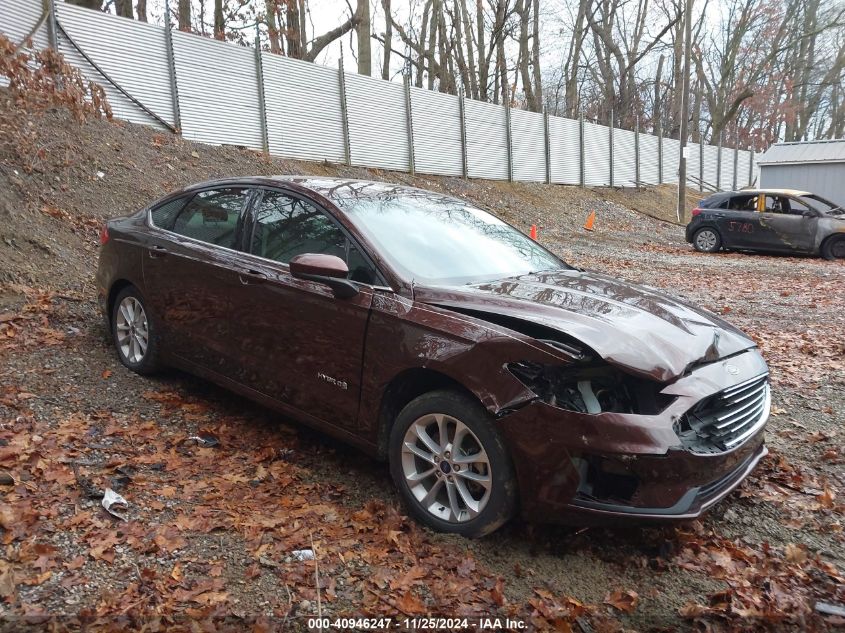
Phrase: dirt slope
[{"left": 1, "top": 91, "right": 844, "bottom": 632}]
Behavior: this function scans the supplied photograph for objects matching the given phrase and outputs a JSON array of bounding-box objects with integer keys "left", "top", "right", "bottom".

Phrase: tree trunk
[
  {"left": 286, "top": 0, "right": 302, "bottom": 58},
  {"left": 458, "top": 0, "right": 478, "bottom": 99},
  {"left": 265, "top": 0, "right": 282, "bottom": 54},
  {"left": 136, "top": 0, "right": 147, "bottom": 22},
  {"left": 381, "top": 0, "right": 392, "bottom": 80},
  {"left": 65, "top": 0, "right": 102, "bottom": 9},
  {"left": 115, "top": 0, "right": 133, "bottom": 17},
  {"left": 476, "top": 0, "right": 488, "bottom": 100},
  {"left": 530, "top": 0, "right": 542, "bottom": 111},
  {"left": 357, "top": 0, "right": 372, "bottom": 75},
  {"left": 213, "top": 0, "right": 224, "bottom": 40},
  {"left": 516, "top": 0, "right": 535, "bottom": 109},
  {"left": 653, "top": 53, "right": 664, "bottom": 136},
  {"left": 178, "top": 0, "right": 191, "bottom": 31}
]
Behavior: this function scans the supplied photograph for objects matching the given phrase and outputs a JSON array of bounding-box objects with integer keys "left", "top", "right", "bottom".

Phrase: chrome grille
[{"left": 676, "top": 374, "right": 770, "bottom": 454}]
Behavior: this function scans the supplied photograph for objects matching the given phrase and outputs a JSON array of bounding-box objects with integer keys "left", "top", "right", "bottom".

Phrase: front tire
[
  {"left": 111, "top": 285, "right": 160, "bottom": 375},
  {"left": 388, "top": 390, "right": 517, "bottom": 538},
  {"left": 693, "top": 227, "right": 722, "bottom": 253},
  {"left": 820, "top": 235, "right": 845, "bottom": 260}
]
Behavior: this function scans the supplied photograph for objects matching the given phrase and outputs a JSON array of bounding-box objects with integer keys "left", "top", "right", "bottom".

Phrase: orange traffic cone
[
  {"left": 584, "top": 210, "right": 596, "bottom": 231},
  {"left": 530, "top": 224, "right": 538, "bottom": 240}
]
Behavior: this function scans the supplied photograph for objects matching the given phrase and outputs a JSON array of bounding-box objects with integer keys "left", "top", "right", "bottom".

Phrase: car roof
[
  {"left": 720, "top": 188, "right": 814, "bottom": 197},
  {"left": 171, "top": 175, "right": 438, "bottom": 204}
]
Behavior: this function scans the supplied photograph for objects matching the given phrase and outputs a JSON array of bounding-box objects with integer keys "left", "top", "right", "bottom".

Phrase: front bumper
[{"left": 498, "top": 348, "right": 769, "bottom": 523}]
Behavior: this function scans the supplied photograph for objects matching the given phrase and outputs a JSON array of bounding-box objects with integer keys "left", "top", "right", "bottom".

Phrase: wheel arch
[
  {"left": 106, "top": 279, "right": 137, "bottom": 328},
  {"left": 375, "top": 368, "right": 482, "bottom": 460},
  {"left": 819, "top": 232, "right": 845, "bottom": 258}
]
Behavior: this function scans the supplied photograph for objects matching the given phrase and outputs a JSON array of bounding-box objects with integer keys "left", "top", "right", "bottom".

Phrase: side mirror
[
  {"left": 289, "top": 253, "right": 359, "bottom": 299},
  {"left": 802, "top": 209, "right": 819, "bottom": 218}
]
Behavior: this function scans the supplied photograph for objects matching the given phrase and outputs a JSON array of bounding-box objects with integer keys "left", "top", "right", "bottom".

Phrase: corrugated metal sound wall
[
  {"left": 638, "top": 134, "right": 660, "bottom": 184},
  {"left": 410, "top": 87, "right": 463, "bottom": 176},
  {"left": 346, "top": 73, "right": 409, "bottom": 171},
  {"left": 613, "top": 128, "right": 637, "bottom": 187},
  {"left": 262, "top": 55, "right": 346, "bottom": 164},
  {"left": 465, "top": 100, "right": 509, "bottom": 180},
  {"left": 548, "top": 117, "right": 580, "bottom": 185},
  {"left": 510, "top": 109, "right": 546, "bottom": 182},
  {"left": 1, "top": 0, "right": 757, "bottom": 190},
  {"left": 56, "top": 3, "right": 174, "bottom": 129},
  {"left": 583, "top": 122, "right": 611, "bottom": 186},
  {"left": 172, "top": 32, "right": 263, "bottom": 149}
]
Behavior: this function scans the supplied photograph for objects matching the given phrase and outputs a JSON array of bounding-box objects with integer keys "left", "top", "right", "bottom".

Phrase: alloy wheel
[
  {"left": 115, "top": 296, "right": 149, "bottom": 364},
  {"left": 695, "top": 229, "right": 718, "bottom": 251},
  {"left": 401, "top": 413, "right": 492, "bottom": 523}
]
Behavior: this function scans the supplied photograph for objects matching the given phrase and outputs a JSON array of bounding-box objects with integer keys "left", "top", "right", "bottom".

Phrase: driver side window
[
  {"left": 764, "top": 195, "right": 791, "bottom": 215},
  {"left": 250, "top": 191, "right": 378, "bottom": 284},
  {"left": 251, "top": 192, "right": 345, "bottom": 263}
]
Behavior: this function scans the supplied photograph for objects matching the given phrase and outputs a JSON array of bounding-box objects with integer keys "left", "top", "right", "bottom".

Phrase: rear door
[
  {"left": 143, "top": 187, "right": 254, "bottom": 373},
  {"left": 757, "top": 195, "right": 817, "bottom": 252},
  {"left": 227, "top": 188, "right": 378, "bottom": 430},
  {"left": 715, "top": 193, "right": 759, "bottom": 248}
]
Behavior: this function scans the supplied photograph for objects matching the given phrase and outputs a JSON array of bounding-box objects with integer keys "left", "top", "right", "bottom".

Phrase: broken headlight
[{"left": 507, "top": 361, "right": 675, "bottom": 415}]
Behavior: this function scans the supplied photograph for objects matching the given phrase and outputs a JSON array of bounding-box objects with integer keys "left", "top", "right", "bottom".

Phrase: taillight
[
  {"left": 691, "top": 208, "right": 702, "bottom": 217},
  {"left": 99, "top": 224, "right": 109, "bottom": 245}
]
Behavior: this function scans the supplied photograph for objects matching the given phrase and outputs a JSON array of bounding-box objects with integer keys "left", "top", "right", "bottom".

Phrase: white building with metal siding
[{"left": 758, "top": 139, "right": 845, "bottom": 206}]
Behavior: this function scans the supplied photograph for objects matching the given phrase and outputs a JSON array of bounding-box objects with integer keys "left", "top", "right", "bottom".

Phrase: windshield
[
  {"left": 334, "top": 192, "right": 569, "bottom": 285},
  {"left": 800, "top": 194, "right": 843, "bottom": 215}
]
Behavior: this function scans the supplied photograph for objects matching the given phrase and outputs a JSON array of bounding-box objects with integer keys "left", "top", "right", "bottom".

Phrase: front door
[
  {"left": 228, "top": 189, "right": 378, "bottom": 430},
  {"left": 757, "top": 195, "right": 817, "bottom": 252},
  {"left": 143, "top": 187, "right": 253, "bottom": 373}
]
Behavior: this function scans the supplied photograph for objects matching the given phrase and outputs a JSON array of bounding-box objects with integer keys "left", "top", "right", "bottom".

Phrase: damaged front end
[{"left": 495, "top": 348, "right": 769, "bottom": 523}]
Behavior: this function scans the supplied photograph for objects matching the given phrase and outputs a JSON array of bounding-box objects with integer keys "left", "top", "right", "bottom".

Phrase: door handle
[
  {"left": 148, "top": 245, "right": 168, "bottom": 258},
  {"left": 239, "top": 269, "right": 267, "bottom": 285}
]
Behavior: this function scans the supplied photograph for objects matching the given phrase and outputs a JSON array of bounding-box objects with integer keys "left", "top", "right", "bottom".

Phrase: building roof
[{"left": 757, "top": 139, "right": 845, "bottom": 166}]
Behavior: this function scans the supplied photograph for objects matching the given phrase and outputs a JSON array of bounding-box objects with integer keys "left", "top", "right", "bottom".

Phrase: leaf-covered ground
[{"left": 1, "top": 94, "right": 844, "bottom": 632}]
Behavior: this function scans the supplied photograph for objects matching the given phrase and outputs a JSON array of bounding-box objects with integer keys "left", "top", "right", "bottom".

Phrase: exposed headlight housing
[{"left": 507, "top": 361, "right": 676, "bottom": 415}]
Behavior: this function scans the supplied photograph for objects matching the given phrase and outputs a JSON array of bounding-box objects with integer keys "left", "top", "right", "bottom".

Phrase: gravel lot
[{"left": 1, "top": 99, "right": 844, "bottom": 632}]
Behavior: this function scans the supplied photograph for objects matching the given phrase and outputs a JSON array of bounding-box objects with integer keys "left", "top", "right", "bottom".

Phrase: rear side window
[
  {"left": 726, "top": 194, "right": 758, "bottom": 211},
  {"left": 170, "top": 188, "right": 249, "bottom": 249},
  {"left": 699, "top": 196, "right": 728, "bottom": 209},
  {"left": 150, "top": 197, "right": 187, "bottom": 229}
]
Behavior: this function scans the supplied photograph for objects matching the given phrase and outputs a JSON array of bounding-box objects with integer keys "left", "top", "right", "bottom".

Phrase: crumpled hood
[{"left": 415, "top": 269, "right": 757, "bottom": 382}]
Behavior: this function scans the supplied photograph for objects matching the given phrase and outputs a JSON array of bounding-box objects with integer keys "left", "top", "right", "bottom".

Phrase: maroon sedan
[{"left": 96, "top": 177, "right": 770, "bottom": 537}]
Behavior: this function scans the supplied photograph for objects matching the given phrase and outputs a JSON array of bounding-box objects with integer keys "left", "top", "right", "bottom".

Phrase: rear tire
[
  {"left": 388, "top": 390, "right": 517, "bottom": 538},
  {"left": 820, "top": 235, "right": 845, "bottom": 260},
  {"left": 111, "top": 285, "right": 160, "bottom": 375},
  {"left": 693, "top": 227, "right": 722, "bottom": 253}
]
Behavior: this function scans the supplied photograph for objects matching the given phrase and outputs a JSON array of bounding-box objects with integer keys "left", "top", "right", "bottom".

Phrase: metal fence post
[
  {"left": 658, "top": 126, "right": 663, "bottom": 184},
  {"left": 608, "top": 108, "right": 614, "bottom": 187},
  {"left": 543, "top": 108, "right": 551, "bottom": 184},
  {"left": 163, "top": 0, "right": 182, "bottom": 133},
  {"left": 634, "top": 116, "right": 640, "bottom": 188},
  {"left": 338, "top": 57, "right": 352, "bottom": 166},
  {"left": 579, "top": 114, "right": 585, "bottom": 187},
  {"left": 458, "top": 89, "right": 468, "bottom": 179},
  {"left": 505, "top": 102, "right": 513, "bottom": 182},
  {"left": 732, "top": 139, "right": 738, "bottom": 190},
  {"left": 749, "top": 148, "right": 754, "bottom": 186},
  {"left": 403, "top": 76, "right": 415, "bottom": 175},
  {"left": 254, "top": 30, "right": 269, "bottom": 153},
  {"left": 699, "top": 138, "right": 704, "bottom": 191},
  {"left": 716, "top": 132, "right": 723, "bottom": 191}
]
